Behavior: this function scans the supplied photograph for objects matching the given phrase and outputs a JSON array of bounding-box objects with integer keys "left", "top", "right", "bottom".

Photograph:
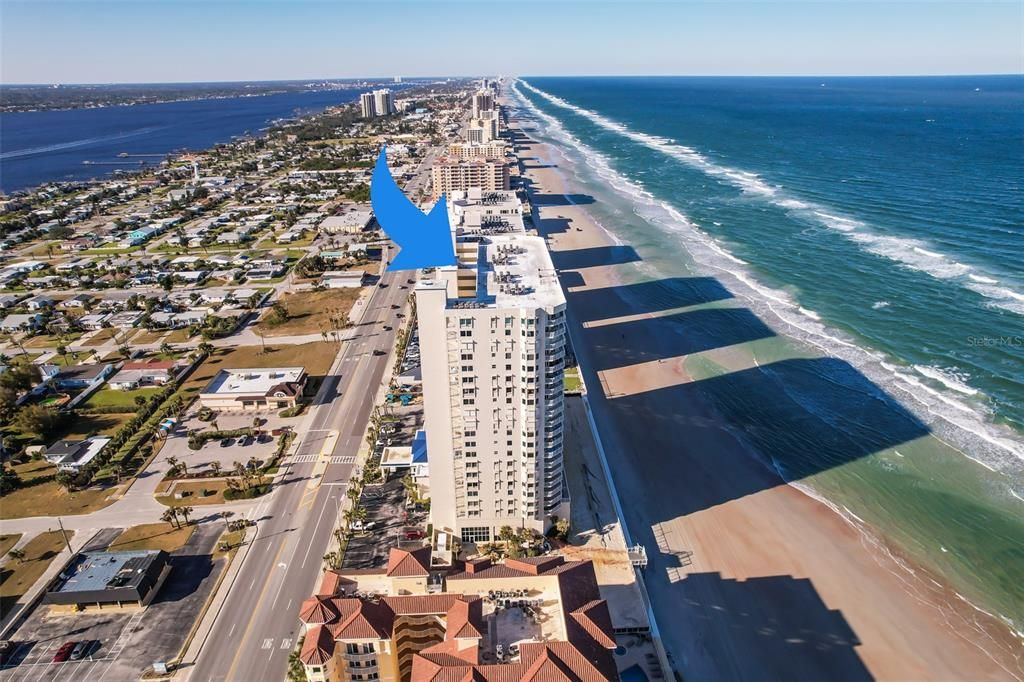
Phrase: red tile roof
[
  {"left": 568, "top": 601, "right": 616, "bottom": 649},
  {"left": 444, "top": 598, "right": 484, "bottom": 640},
  {"left": 386, "top": 546, "right": 432, "bottom": 577},
  {"left": 299, "top": 625, "right": 335, "bottom": 666}
]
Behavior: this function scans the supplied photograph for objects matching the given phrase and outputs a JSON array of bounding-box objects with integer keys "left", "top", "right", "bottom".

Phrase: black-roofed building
[{"left": 43, "top": 550, "right": 171, "bottom": 609}]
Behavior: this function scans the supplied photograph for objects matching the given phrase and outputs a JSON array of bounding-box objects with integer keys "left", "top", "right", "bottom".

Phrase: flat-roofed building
[
  {"left": 43, "top": 550, "right": 171, "bottom": 609},
  {"left": 199, "top": 367, "right": 306, "bottom": 411},
  {"left": 430, "top": 159, "right": 509, "bottom": 200},
  {"left": 446, "top": 141, "right": 506, "bottom": 161}
]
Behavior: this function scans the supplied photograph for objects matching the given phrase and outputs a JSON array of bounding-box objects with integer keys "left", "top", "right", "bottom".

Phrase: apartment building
[
  {"left": 430, "top": 159, "right": 510, "bottom": 200},
  {"left": 415, "top": 192, "right": 567, "bottom": 543},
  {"left": 447, "top": 141, "right": 506, "bottom": 161},
  {"left": 298, "top": 549, "right": 618, "bottom": 682},
  {"left": 466, "top": 114, "right": 499, "bottom": 144},
  {"left": 448, "top": 189, "right": 523, "bottom": 235},
  {"left": 361, "top": 89, "right": 396, "bottom": 118},
  {"left": 470, "top": 89, "right": 495, "bottom": 118}
]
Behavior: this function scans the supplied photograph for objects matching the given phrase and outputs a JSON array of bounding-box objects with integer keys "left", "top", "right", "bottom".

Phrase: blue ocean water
[
  {"left": 0, "top": 89, "right": 363, "bottom": 192},
  {"left": 517, "top": 75, "right": 1023, "bottom": 452},
  {"left": 511, "top": 76, "right": 1024, "bottom": 632}
]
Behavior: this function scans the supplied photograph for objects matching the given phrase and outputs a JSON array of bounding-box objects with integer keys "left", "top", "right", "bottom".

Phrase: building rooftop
[
  {"left": 50, "top": 550, "right": 165, "bottom": 594},
  {"left": 201, "top": 367, "right": 305, "bottom": 396}
]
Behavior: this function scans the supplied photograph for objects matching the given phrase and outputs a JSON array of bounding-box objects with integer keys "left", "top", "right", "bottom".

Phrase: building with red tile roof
[{"left": 297, "top": 550, "right": 618, "bottom": 682}]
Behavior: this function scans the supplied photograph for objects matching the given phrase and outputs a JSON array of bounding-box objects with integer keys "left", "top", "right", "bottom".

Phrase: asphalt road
[{"left": 186, "top": 257, "right": 412, "bottom": 682}]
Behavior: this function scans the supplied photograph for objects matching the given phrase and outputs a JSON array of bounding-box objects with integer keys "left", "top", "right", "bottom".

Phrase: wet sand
[{"left": 510, "top": 119, "right": 1023, "bottom": 680}]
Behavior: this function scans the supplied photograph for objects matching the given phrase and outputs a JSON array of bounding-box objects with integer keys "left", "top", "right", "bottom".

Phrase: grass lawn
[
  {"left": 155, "top": 477, "right": 269, "bottom": 506},
  {"left": 255, "top": 288, "right": 361, "bottom": 337},
  {"left": 0, "top": 534, "right": 22, "bottom": 559},
  {"left": 108, "top": 523, "right": 194, "bottom": 552},
  {"left": 54, "top": 411, "right": 133, "bottom": 440},
  {"left": 82, "top": 327, "right": 121, "bottom": 346},
  {"left": 47, "top": 349, "right": 97, "bottom": 366},
  {"left": 130, "top": 329, "right": 168, "bottom": 344},
  {"left": 83, "top": 386, "right": 162, "bottom": 410},
  {"left": 564, "top": 366, "right": 582, "bottom": 393},
  {"left": 0, "top": 530, "right": 73, "bottom": 618},
  {"left": 23, "top": 332, "right": 83, "bottom": 349},
  {"left": 0, "top": 461, "right": 116, "bottom": 520},
  {"left": 164, "top": 328, "right": 194, "bottom": 343},
  {"left": 213, "top": 528, "right": 246, "bottom": 560},
  {"left": 180, "top": 341, "right": 339, "bottom": 400}
]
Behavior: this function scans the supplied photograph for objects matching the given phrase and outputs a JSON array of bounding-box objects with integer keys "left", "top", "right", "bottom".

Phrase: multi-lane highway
[{"left": 186, "top": 258, "right": 413, "bottom": 682}]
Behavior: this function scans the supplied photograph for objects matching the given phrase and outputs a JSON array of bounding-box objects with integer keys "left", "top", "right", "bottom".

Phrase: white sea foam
[
  {"left": 799, "top": 307, "right": 822, "bottom": 321},
  {"left": 518, "top": 79, "right": 1024, "bottom": 317},
  {"left": 872, "top": 301, "right": 891, "bottom": 309},
  {"left": 914, "top": 365, "right": 980, "bottom": 396},
  {"left": 511, "top": 79, "right": 1024, "bottom": 474}
]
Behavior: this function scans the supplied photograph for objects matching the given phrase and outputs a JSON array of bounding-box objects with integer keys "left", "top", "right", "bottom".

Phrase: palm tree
[
  {"left": 178, "top": 505, "right": 194, "bottom": 525},
  {"left": 111, "top": 463, "right": 125, "bottom": 484},
  {"left": 7, "top": 548, "right": 26, "bottom": 564},
  {"left": 160, "top": 341, "right": 173, "bottom": 357},
  {"left": 161, "top": 508, "right": 180, "bottom": 530},
  {"left": 210, "top": 461, "right": 222, "bottom": 477}
]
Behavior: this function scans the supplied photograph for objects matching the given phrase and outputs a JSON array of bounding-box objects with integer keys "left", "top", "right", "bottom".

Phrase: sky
[{"left": 1, "top": 1, "right": 1021, "bottom": 84}]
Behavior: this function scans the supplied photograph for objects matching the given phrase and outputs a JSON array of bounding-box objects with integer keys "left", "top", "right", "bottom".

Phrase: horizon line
[{"left": 2, "top": 72, "right": 1022, "bottom": 87}]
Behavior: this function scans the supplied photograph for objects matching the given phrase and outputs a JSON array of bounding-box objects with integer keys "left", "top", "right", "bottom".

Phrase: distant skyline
[{"left": 1, "top": 1, "right": 1021, "bottom": 84}]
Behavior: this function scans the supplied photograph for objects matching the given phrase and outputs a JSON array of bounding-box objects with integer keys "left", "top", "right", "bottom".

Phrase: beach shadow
[
  {"left": 551, "top": 245, "right": 641, "bottom": 270},
  {"left": 586, "top": 307, "right": 775, "bottom": 370},
  {"left": 593, "top": 357, "right": 929, "bottom": 516},
  {"left": 567, "top": 277, "right": 734, "bottom": 322},
  {"left": 531, "top": 193, "right": 595, "bottom": 206},
  {"left": 663, "top": 572, "right": 874, "bottom": 681}
]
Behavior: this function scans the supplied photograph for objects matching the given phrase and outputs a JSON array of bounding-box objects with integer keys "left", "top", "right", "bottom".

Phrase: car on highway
[
  {"left": 379, "top": 282, "right": 389, "bottom": 288},
  {"left": 372, "top": 349, "right": 385, "bottom": 356},
  {"left": 220, "top": 438, "right": 235, "bottom": 447},
  {"left": 52, "top": 642, "right": 76, "bottom": 663},
  {"left": 403, "top": 528, "right": 425, "bottom": 540},
  {"left": 390, "top": 304, "right": 400, "bottom": 309}
]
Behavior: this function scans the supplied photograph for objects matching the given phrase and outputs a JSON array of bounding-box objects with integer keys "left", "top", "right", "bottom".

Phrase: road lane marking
[
  {"left": 224, "top": 541, "right": 288, "bottom": 681},
  {"left": 261, "top": 639, "right": 273, "bottom": 650},
  {"left": 280, "top": 639, "right": 292, "bottom": 649}
]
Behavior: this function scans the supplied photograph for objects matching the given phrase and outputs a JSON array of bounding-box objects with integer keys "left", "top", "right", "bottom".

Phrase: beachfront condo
[{"left": 415, "top": 192, "right": 569, "bottom": 545}]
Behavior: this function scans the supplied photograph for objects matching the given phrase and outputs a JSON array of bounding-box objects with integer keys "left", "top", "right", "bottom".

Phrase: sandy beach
[{"left": 508, "top": 116, "right": 1023, "bottom": 680}]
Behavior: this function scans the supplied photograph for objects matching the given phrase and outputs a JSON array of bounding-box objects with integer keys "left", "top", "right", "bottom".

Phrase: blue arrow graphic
[{"left": 371, "top": 147, "right": 456, "bottom": 271}]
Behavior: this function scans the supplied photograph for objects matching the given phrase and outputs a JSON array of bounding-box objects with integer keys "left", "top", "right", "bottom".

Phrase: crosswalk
[{"left": 289, "top": 454, "right": 356, "bottom": 464}]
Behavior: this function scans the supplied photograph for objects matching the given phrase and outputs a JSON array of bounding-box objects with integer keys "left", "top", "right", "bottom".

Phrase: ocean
[
  {"left": 0, "top": 88, "right": 364, "bottom": 193},
  {"left": 511, "top": 76, "right": 1024, "bottom": 635}
]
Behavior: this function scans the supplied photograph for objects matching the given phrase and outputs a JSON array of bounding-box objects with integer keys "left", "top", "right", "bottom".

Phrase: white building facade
[{"left": 416, "top": 201, "right": 568, "bottom": 544}]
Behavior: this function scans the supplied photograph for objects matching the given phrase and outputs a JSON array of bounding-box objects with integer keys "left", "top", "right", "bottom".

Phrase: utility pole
[{"left": 57, "top": 517, "right": 73, "bottom": 555}]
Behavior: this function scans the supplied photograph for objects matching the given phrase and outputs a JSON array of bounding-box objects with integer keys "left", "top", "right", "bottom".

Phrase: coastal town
[{"left": 0, "top": 79, "right": 667, "bottom": 682}]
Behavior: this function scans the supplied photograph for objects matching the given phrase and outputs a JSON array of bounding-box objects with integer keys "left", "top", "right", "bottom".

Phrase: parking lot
[
  {"left": 0, "top": 522, "right": 226, "bottom": 681},
  {"left": 159, "top": 408, "right": 297, "bottom": 474},
  {"left": 341, "top": 476, "right": 427, "bottom": 570}
]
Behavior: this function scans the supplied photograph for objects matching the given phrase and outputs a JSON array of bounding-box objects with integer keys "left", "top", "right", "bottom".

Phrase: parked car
[
  {"left": 383, "top": 325, "right": 392, "bottom": 331},
  {"left": 403, "top": 528, "right": 425, "bottom": 540},
  {"left": 257, "top": 434, "right": 272, "bottom": 444},
  {"left": 239, "top": 435, "right": 254, "bottom": 447},
  {"left": 52, "top": 642, "right": 76, "bottom": 663},
  {"left": 219, "top": 438, "right": 235, "bottom": 448},
  {"left": 70, "top": 640, "right": 93, "bottom": 660}
]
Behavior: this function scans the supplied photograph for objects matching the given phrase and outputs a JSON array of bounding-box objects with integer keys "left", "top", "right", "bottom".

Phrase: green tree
[
  {"left": 7, "top": 548, "right": 26, "bottom": 564},
  {"left": 161, "top": 508, "right": 180, "bottom": 530},
  {"left": 13, "top": 404, "right": 64, "bottom": 438}
]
